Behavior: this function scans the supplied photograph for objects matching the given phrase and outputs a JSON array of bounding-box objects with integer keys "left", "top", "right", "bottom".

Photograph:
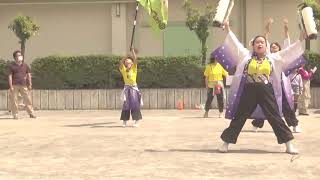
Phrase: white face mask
[{"left": 17, "top": 55, "right": 23, "bottom": 62}]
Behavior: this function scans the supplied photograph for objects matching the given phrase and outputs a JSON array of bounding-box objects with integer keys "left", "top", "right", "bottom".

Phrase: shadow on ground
[
  {"left": 64, "top": 122, "right": 116, "bottom": 127},
  {"left": 145, "top": 148, "right": 284, "bottom": 154}
]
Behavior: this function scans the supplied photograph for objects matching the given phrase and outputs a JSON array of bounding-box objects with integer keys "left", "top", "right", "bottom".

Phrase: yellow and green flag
[{"left": 137, "top": 0, "right": 168, "bottom": 30}]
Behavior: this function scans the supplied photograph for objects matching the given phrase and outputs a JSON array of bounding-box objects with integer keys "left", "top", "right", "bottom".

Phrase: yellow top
[
  {"left": 247, "top": 57, "right": 272, "bottom": 78},
  {"left": 119, "top": 64, "right": 138, "bottom": 86},
  {"left": 204, "top": 63, "right": 228, "bottom": 88}
]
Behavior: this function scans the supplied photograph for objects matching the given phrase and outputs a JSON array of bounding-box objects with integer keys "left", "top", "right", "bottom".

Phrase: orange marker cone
[{"left": 177, "top": 100, "right": 184, "bottom": 110}]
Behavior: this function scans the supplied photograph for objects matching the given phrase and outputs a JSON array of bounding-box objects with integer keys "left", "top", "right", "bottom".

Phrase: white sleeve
[
  {"left": 270, "top": 40, "right": 304, "bottom": 68},
  {"left": 283, "top": 37, "right": 291, "bottom": 49},
  {"left": 266, "top": 40, "right": 271, "bottom": 54},
  {"left": 225, "top": 31, "right": 250, "bottom": 64}
]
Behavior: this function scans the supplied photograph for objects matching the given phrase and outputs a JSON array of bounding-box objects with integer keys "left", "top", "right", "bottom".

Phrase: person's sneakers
[
  {"left": 285, "top": 141, "right": 299, "bottom": 155},
  {"left": 252, "top": 125, "right": 259, "bottom": 132},
  {"left": 218, "top": 142, "right": 229, "bottom": 153},
  {"left": 133, "top": 120, "right": 140, "bottom": 128},
  {"left": 293, "top": 126, "right": 302, "bottom": 133},
  {"left": 29, "top": 114, "right": 37, "bottom": 118},
  {"left": 218, "top": 112, "right": 222, "bottom": 118},
  {"left": 203, "top": 111, "right": 209, "bottom": 118},
  {"left": 13, "top": 114, "right": 19, "bottom": 119},
  {"left": 122, "top": 120, "right": 127, "bottom": 127}
]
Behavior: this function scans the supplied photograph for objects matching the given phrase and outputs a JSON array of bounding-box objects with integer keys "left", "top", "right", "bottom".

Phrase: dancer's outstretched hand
[
  {"left": 264, "top": 17, "right": 273, "bottom": 39},
  {"left": 131, "top": 48, "right": 137, "bottom": 60},
  {"left": 283, "top": 18, "right": 290, "bottom": 38},
  {"left": 265, "top": 17, "right": 273, "bottom": 29},
  {"left": 283, "top": 18, "right": 288, "bottom": 25},
  {"left": 311, "top": 66, "right": 318, "bottom": 73},
  {"left": 283, "top": 18, "right": 289, "bottom": 33}
]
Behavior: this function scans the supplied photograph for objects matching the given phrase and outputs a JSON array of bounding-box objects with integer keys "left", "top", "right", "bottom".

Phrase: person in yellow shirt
[
  {"left": 119, "top": 48, "right": 142, "bottom": 127},
  {"left": 203, "top": 57, "right": 228, "bottom": 118}
]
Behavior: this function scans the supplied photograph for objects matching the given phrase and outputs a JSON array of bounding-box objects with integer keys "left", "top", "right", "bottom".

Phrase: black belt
[{"left": 245, "top": 74, "right": 270, "bottom": 84}]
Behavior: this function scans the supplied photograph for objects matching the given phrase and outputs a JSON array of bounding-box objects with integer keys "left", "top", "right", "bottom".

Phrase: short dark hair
[
  {"left": 251, "top": 35, "right": 267, "bottom": 46},
  {"left": 209, "top": 57, "right": 216, "bottom": 63},
  {"left": 13, "top": 50, "right": 22, "bottom": 58},
  {"left": 270, "top": 42, "right": 282, "bottom": 51}
]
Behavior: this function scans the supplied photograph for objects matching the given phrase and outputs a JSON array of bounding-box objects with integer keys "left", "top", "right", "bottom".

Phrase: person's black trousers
[
  {"left": 221, "top": 83, "right": 294, "bottom": 144},
  {"left": 120, "top": 110, "right": 142, "bottom": 121},
  {"left": 251, "top": 87, "right": 299, "bottom": 128},
  {"left": 205, "top": 88, "right": 224, "bottom": 113}
]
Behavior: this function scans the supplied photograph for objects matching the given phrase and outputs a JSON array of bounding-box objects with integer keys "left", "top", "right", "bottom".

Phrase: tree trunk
[
  {"left": 21, "top": 40, "right": 26, "bottom": 57},
  {"left": 201, "top": 38, "right": 207, "bottom": 65}
]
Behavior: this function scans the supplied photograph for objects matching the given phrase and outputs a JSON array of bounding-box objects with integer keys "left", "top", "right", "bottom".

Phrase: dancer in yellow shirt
[
  {"left": 119, "top": 48, "right": 142, "bottom": 127},
  {"left": 203, "top": 57, "right": 228, "bottom": 118}
]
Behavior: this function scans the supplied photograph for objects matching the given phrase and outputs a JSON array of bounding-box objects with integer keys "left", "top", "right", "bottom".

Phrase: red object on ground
[{"left": 177, "top": 100, "right": 184, "bottom": 110}]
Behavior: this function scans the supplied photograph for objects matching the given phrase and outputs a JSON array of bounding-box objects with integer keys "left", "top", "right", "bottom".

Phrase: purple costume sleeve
[
  {"left": 211, "top": 31, "right": 249, "bottom": 72},
  {"left": 211, "top": 31, "right": 250, "bottom": 119},
  {"left": 284, "top": 56, "right": 306, "bottom": 76}
]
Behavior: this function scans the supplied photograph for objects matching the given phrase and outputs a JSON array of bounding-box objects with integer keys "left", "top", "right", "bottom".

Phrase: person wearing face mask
[
  {"left": 251, "top": 19, "right": 303, "bottom": 133},
  {"left": 8, "top": 50, "right": 36, "bottom": 119},
  {"left": 119, "top": 48, "right": 142, "bottom": 127},
  {"left": 203, "top": 57, "right": 228, "bottom": 118},
  {"left": 211, "top": 20, "right": 306, "bottom": 154}
]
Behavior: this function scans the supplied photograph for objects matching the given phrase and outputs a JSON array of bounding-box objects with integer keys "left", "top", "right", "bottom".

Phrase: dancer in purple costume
[
  {"left": 119, "top": 49, "right": 143, "bottom": 127},
  {"left": 212, "top": 21, "right": 307, "bottom": 154},
  {"left": 251, "top": 19, "right": 303, "bottom": 133}
]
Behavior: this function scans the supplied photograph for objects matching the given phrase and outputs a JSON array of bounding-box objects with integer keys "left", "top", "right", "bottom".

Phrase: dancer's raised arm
[
  {"left": 271, "top": 30, "right": 306, "bottom": 68},
  {"left": 211, "top": 21, "right": 250, "bottom": 71},
  {"left": 283, "top": 18, "right": 291, "bottom": 48}
]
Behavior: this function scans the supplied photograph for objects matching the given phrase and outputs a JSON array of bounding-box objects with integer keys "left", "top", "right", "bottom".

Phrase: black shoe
[
  {"left": 203, "top": 111, "right": 209, "bottom": 118},
  {"left": 299, "top": 113, "right": 309, "bottom": 116},
  {"left": 30, "top": 114, "right": 37, "bottom": 118}
]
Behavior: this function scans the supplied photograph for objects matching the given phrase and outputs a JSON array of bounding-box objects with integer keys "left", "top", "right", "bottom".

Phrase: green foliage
[
  {"left": 2, "top": 52, "right": 320, "bottom": 89},
  {"left": 183, "top": 0, "right": 215, "bottom": 65},
  {"left": 8, "top": 15, "right": 40, "bottom": 55},
  {"left": 0, "top": 58, "right": 11, "bottom": 89},
  {"left": 8, "top": 15, "right": 40, "bottom": 41},
  {"left": 31, "top": 55, "right": 121, "bottom": 89},
  {"left": 137, "top": 56, "right": 203, "bottom": 88},
  {"left": 28, "top": 55, "right": 203, "bottom": 89}
]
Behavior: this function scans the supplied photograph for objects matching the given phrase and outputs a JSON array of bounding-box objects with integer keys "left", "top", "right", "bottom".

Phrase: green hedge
[
  {"left": 0, "top": 59, "right": 10, "bottom": 89},
  {"left": 1, "top": 52, "right": 319, "bottom": 90},
  {"left": 30, "top": 55, "right": 204, "bottom": 89}
]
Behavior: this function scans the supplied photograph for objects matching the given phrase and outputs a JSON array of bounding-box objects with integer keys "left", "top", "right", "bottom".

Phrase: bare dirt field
[{"left": 0, "top": 109, "right": 319, "bottom": 180}]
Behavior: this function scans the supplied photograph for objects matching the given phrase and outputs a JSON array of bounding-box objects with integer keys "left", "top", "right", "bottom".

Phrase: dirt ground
[{"left": 0, "top": 109, "right": 319, "bottom": 180}]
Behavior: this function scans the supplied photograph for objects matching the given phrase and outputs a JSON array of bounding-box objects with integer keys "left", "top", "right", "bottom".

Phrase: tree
[
  {"left": 183, "top": 0, "right": 215, "bottom": 65},
  {"left": 8, "top": 15, "right": 40, "bottom": 57}
]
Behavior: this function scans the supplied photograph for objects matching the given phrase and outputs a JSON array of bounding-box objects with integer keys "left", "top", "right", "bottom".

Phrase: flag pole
[{"left": 130, "top": 1, "right": 140, "bottom": 51}]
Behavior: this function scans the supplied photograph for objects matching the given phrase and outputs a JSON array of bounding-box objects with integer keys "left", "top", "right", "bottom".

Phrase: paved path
[{"left": 0, "top": 110, "right": 319, "bottom": 180}]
